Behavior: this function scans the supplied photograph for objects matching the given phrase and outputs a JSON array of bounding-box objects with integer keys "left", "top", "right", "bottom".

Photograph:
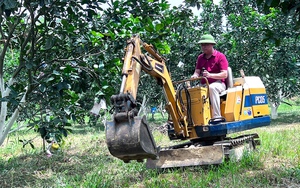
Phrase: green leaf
[
  {"left": 155, "top": 23, "right": 164, "bottom": 31},
  {"left": 39, "top": 127, "right": 47, "bottom": 139},
  {"left": 96, "top": 91, "right": 104, "bottom": 96},
  {"left": 63, "top": 65, "right": 75, "bottom": 73},
  {"left": 4, "top": 0, "right": 17, "bottom": 9},
  {"left": 46, "top": 77, "right": 55, "bottom": 82},
  {"left": 256, "top": 0, "right": 264, "bottom": 6},
  {"left": 39, "top": 84, "right": 46, "bottom": 92},
  {"left": 52, "top": 70, "right": 60, "bottom": 76},
  {"left": 57, "top": 82, "right": 70, "bottom": 91},
  {"left": 71, "top": 114, "right": 76, "bottom": 122},
  {"left": 64, "top": 108, "right": 71, "bottom": 115},
  {"left": 91, "top": 30, "right": 104, "bottom": 38},
  {"left": 60, "top": 128, "right": 68, "bottom": 137},
  {"left": 45, "top": 38, "right": 54, "bottom": 50}
]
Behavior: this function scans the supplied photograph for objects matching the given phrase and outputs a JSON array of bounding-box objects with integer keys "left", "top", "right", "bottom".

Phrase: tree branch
[{"left": 0, "top": 21, "right": 20, "bottom": 77}]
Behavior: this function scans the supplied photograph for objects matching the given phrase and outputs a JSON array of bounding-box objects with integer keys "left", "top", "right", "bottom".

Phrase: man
[{"left": 191, "top": 34, "right": 228, "bottom": 119}]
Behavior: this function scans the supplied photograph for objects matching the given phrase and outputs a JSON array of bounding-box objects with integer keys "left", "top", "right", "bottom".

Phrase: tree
[
  {"left": 0, "top": 0, "right": 201, "bottom": 147},
  {"left": 0, "top": 0, "right": 110, "bottom": 146},
  {"left": 256, "top": 0, "right": 300, "bottom": 30},
  {"left": 101, "top": 0, "right": 198, "bottom": 107},
  {"left": 220, "top": 1, "right": 300, "bottom": 118}
]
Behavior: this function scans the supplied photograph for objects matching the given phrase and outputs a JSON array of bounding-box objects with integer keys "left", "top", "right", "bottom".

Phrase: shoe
[{"left": 209, "top": 117, "right": 226, "bottom": 125}]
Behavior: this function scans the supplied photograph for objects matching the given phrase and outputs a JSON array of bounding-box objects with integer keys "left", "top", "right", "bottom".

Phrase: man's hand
[
  {"left": 191, "top": 74, "right": 198, "bottom": 79},
  {"left": 203, "top": 70, "right": 211, "bottom": 78}
]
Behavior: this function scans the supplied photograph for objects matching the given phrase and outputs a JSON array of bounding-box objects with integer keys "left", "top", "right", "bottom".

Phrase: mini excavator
[{"left": 106, "top": 35, "right": 271, "bottom": 169}]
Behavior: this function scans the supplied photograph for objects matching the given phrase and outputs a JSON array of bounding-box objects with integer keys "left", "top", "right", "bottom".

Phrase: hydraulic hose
[{"left": 176, "top": 84, "right": 194, "bottom": 126}]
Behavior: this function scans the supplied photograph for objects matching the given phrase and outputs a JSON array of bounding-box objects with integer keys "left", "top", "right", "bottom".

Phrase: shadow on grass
[
  {"left": 243, "top": 165, "right": 300, "bottom": 187},
  {"left": 271, "top": 112, "right": 300, "bottom": 126},
  {"left": 140, "top": 157, "right": 300, "bottom": 187},
  {"left": 0, "top": 142, "right": 113, "bottom": 188},
  {"left": 1, "top": 144, "right": 299, "bottom": 187},
  {"left": 70, "top": 124, "right": 105, "bottom": 135}
]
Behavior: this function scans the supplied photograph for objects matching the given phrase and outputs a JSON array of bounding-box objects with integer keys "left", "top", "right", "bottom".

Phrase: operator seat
[
  {"left": 220, "top": 67, "right": 233, "bottom": 96},
  {"left": 226, "top": 67, "right": 233, "bottom": 89}
]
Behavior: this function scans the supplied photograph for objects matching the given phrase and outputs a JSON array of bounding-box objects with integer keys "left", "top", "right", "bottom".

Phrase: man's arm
[
  {"left": 203, "top": 70, "right": 227, "bottom": 79},
  {"left": 191, "top": 69, "right": 201, "bottom": 78}
]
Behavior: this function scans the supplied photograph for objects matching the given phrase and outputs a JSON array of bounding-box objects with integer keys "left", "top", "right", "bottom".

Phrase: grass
[{"left": 0, "top": 99, "right": 300, "bottom": 187}]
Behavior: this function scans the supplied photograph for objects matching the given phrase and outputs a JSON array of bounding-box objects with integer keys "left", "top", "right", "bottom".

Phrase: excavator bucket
[{"left": 106, "top": 115, "right": 158, "bottom": 162}]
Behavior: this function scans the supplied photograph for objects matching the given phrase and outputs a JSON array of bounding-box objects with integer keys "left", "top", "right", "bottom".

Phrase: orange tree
[
  {"left": 220, "top": 0, "right": 300, "bottom": 117},
  {"left": 0, "top": 0, "right": 113, "bottom": 146},
  {"left": 0, "top": 0, "right": 200, "bottom": 147}
]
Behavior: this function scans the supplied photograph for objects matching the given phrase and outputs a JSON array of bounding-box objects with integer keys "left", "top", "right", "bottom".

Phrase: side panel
[
  {"left": 244, "top": 77, "right": 270, "bottom": 117},
  {"left": 223, "top": 86, "right": 243, "bottom": 122},
  {"left": 248, "top": 88, "right": 270, "bottom": 117},
  {"left": 181, "top": 87, "right": 211, "bottom": 126},
  {"left": 233, "top": 86, "right": 243, "bottom": 121},
  {"left": 222, "top": 88, "right": 235, "bottom": 121},
  {"left": 195, "top": 76, "right": 271, "bottom": 138}
]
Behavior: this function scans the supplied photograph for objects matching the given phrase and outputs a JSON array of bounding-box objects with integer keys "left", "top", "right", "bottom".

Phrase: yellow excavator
[{"left": 106, "top": 35, "right": 271, "bottom": 169}]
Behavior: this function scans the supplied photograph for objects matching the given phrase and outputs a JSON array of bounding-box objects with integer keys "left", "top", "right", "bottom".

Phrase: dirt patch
[
  {"left": 151, "top": 123, "right": 169, "bottom": 134},
  {"left": 263, "top": 156, "right": 295, "bottom": 169}
]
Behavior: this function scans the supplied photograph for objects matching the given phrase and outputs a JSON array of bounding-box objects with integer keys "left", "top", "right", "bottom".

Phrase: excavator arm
[{"left": 106, "top": 35, "right": 192, "bottom": 162}]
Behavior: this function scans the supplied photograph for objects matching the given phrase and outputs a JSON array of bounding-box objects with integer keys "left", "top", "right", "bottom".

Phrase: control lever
[{"left": 201, "top": 67, "right": 206, "bottom": 76}]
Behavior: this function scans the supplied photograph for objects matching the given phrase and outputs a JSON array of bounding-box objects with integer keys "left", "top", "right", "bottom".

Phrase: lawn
[{"left": 0, "top": 99, "right": 299, "bottom": 188}]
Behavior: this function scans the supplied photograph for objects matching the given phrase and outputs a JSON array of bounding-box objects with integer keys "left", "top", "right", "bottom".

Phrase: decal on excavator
[
  {"left": 244, "top": 94, "right": 268, "bottom": 107},
  {"left": 155, "top": 63, "right": 164, "bottom": 73}
]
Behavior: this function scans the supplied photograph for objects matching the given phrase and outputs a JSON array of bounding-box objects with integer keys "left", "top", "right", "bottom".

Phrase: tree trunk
[
  {"left": 138, "top": 95, "right": 148, "bottom": 117},
  {"left": 0, "top": 81, "right": 27, "bottom": 146},
  {"left": 270, "top": 102, "right": 279, "bottom": 119}
]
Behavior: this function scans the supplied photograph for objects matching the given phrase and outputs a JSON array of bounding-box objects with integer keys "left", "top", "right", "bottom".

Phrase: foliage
[
  {"left": 0, "top": 0, "right": 111, "bottom": 146},
  {"left": 0, "top": 0, "right": 299, "bottom": 147},
  {"left": 220, "top": 1, "right": 300, "bottom": 104},
  {"left": 256, "top": 0, "right": 300, "bottom": 30}
]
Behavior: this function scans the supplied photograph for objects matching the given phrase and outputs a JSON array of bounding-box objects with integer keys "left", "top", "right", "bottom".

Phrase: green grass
[{"left": 0, "top": 99, "right": 300, "bottom": 187}]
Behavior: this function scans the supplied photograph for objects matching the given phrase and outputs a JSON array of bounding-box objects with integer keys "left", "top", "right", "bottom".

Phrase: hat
[{"left": 198, "top": 34, "right": 216, "bottom": 44}]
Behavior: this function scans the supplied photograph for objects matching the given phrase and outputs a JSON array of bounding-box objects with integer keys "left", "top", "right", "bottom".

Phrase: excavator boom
[{"left": 106, "top": 35, "right": 160, "bottom": 162}]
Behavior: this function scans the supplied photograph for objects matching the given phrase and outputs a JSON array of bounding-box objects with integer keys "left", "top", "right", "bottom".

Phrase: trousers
[{"left": 209, "top": 81, "right": 226, "bottom": 118}]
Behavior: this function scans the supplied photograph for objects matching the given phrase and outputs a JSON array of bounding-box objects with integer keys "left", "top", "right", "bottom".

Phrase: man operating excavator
[
  {"left": 191, "top": 34, "right": 228, "bottom": 119},
  {"left": 106, "top": 34, "right": 271, "bottom": 169}
]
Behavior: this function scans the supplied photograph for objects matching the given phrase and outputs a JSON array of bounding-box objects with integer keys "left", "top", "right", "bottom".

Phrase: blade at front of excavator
[
  {"left": 106, "top": 115, "right": 158, "bottom": 162},
  {"left": 146, "top": 145, "right": 225, "bottom": 169}
]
